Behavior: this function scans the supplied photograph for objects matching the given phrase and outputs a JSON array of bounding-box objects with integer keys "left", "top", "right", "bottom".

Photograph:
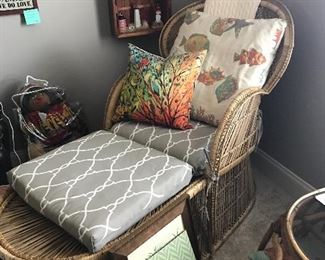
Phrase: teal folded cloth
[{"left": 248, "top": 251, "right": 270, "bottom": 260}]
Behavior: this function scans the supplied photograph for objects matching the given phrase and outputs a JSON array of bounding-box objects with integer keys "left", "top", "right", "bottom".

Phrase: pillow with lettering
[{"left": 171, "top": 11, "right": 287, "bottom": 126}]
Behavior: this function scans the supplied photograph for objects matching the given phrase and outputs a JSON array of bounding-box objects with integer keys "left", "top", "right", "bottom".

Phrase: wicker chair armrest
[
  {"left": 209, "top": 88, "right": 267, "bottom": 177},
  {"left": 103, "top": 73, "right": 127, "bottom": 130}
]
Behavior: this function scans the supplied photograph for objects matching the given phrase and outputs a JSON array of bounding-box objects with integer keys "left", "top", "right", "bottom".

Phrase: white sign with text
[{"left": 0, "top": 0, "right": 35, "bottom": 11}]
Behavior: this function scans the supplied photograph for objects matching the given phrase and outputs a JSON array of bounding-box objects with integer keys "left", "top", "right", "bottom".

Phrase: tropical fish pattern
[
  {"left": 209, "top": 18, "right": 234, "bottom": 36},
  {"left": 210, "top": 18, "right": 253, "bottom": 38},
  {"left": 273, "top": 29, "right": 283, "bottom": 48},
  {"left": 170, "top": 11, "right": 287, "bottom": 126},
  {"left": 113, "top": 44, "right": 206, "bottom": 130},
  {"left": 184, "top": 10, "right": 200, "bottom": 25},
  {"left": 215, "top": 76, "right": 238, "bottom": 103},
  {"left": 234, "top": 48, "right": 266, "bottom": 66},
  {"left": 198, "top": 66, "right": 225, "bottom": 86},
  {"left": 180, "top": 34, "right": 210, "bottom": 53}
]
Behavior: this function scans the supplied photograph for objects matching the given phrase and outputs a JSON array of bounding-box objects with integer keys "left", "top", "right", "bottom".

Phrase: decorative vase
[{"left": 134, "top": 7, "right": 141, "bottom": 28}]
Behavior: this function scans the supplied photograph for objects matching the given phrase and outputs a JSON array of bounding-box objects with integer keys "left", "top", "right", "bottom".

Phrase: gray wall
[
  {"left": 259, "top": 0, "right": 325, "bottom": 188},
  {"left": 1, "top": 1, "right": 126, "bottom": 131},
  {"left": 0, "top": 0, "right": 190, "bottom": 130},
  {"left": 1, "top": 0, "right": 324, "bottom": 187}
]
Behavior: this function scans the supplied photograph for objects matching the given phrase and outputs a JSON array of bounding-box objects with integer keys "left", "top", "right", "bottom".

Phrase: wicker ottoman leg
[
  {"left": 190, "top": 158, "right": 256, "bottom": 258},
  {"left": 189, "top": 187, "right": 211, "bottom": 259}
]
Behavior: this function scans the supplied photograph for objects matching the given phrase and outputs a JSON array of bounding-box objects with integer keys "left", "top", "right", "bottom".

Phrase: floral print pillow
[
  {"left": 171, "top": 11, "right": 287, "bottom": 126},
  {"left": 113, "top": 44, "right": 206, "bottom": 130}
]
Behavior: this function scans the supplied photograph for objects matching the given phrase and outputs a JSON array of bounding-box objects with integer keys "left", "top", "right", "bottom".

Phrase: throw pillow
[
  {"left": 171, "top": 11, "right": 287, "bottom": 126},
  {"left": 112, "top": 44, "right": 206, "bottom": 130}
]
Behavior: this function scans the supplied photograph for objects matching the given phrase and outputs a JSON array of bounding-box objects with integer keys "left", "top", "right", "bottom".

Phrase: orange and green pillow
[{"left": 112, "top": 44, "right": 206, "bottom": 130}]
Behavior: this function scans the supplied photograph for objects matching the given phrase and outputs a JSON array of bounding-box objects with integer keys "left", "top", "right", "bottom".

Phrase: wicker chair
[{"left": 0, "top": 0, "right": 294, "bottom": 259}]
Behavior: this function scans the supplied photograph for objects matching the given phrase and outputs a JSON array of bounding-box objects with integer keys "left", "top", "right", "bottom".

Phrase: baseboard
[{"left": 252, "top": 148, "right": 315, "bottom": 199}]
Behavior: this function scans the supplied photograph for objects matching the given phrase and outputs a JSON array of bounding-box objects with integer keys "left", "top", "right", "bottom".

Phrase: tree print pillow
[
  {"left": 112, "top": 44, "right": 206, "bottom": 130},
  {"left": 171, "top": 11, "right": 287, "bottom": 126}
]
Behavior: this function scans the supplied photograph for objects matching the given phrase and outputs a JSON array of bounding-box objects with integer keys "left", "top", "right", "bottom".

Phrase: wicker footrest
[
  {"left": 0, "top": 190, "right": 94, "bottom": 259},
  {"left": 0, "top": 179, "right": 205, "bottom": 260},
  {"left": 7, "top": 131, "right": 193, "bottom": 252},
  {"left": 0, "top": 159, "right": 256, "bottom": 259}
]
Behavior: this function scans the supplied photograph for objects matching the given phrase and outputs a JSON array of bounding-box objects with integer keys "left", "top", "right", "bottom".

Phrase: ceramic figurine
[{"left": 152, "top": 4, "right": 164, "bottom": 29}]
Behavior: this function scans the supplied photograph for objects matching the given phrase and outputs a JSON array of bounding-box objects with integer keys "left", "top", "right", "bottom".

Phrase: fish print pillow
[
  {"left": 112, "top": 44, "right": 206, "bottom": 130},
  {"left": 171, "top": 11, "right": 287, "bottom": 126}
]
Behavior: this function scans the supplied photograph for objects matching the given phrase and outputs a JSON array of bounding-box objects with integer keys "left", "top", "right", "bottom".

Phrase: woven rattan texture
[
  {"left": 0, "top": 0, "right": 294, "bottom": 259},
  {"left": 156, "top": 0, "right": 293, "bottom": 256},
  {"left": 0, "top": 181, "right": 204, "bottom": 260},
  {"left": 190, "top": 158, "right": 255, "bottom": 256}
]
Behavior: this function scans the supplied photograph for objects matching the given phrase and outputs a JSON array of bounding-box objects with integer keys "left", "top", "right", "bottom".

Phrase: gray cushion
[
  {"left": 111, "top": 121, "right": 216, "bottom": 175},
  {"left": 7, "top": 130, "right": 192, "bottom": 252}
]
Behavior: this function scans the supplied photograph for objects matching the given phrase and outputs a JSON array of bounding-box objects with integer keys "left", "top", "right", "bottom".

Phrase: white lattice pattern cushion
[
  {"left": 111, "top": 120, "right": 216, "bottom": 176},
  {"left": 7, "top": 130, "right": 192, "bottom": 252}
]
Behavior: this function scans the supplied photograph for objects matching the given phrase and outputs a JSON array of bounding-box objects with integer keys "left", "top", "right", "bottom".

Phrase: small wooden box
[{"left": 109, "top": 0, "right": 172, "bottom": 38}]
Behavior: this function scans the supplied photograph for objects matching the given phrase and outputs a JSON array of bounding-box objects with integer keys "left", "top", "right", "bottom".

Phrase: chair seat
[
  {"left": 111, "top": 121, "right": 216, "bottom": 176},
  {"left": 7, "top": 130, "right": 192, "bottom": 253}
]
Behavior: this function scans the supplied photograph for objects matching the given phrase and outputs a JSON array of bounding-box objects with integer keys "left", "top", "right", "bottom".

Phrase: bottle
[
  {"left": 134, "top": 6, "right": 142, "bottom": 28},
  {"left": 117, "top": 12, "right": 127, "bottom": 33},
  {"left": 152, "top": 4, "right": 163, "bottom": 29}
]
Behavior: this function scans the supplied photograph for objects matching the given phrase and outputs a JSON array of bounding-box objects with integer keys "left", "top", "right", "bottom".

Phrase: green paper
[
  {"left": 149, "top": 231, "right": 196, "bottom": 260},
  {"left": 24, "top": 9, "right": 41, "bottom": 25}
]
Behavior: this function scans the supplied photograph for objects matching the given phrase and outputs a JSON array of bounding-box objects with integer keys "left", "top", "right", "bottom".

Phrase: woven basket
[{"left": 0, "top": 0, "right": 294, "bottom": 259}]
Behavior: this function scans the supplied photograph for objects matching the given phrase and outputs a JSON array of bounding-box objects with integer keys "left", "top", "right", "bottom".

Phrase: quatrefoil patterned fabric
[{"left": 7, "top": 130, "right": 192, "bottom": 252}]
